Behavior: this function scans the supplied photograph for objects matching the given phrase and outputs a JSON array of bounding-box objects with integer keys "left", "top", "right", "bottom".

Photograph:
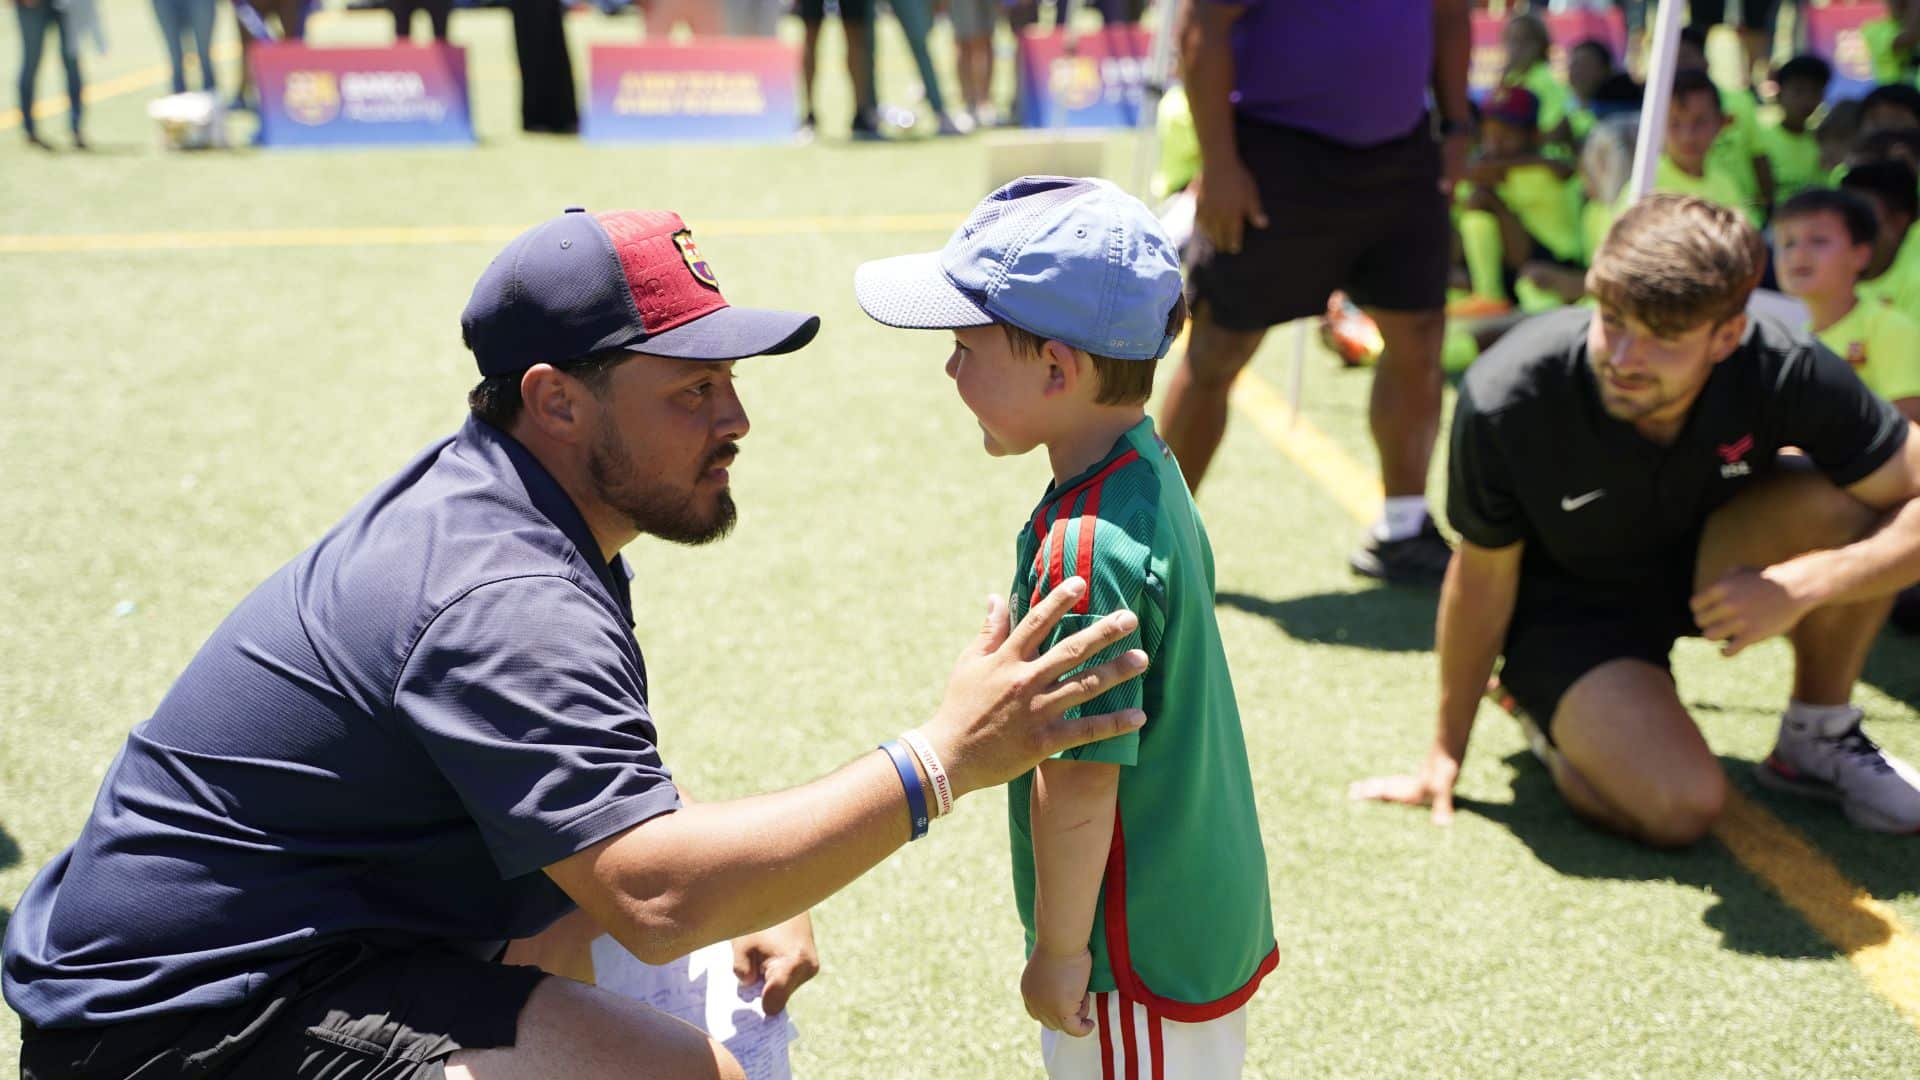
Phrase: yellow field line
[
  {"left": 0, "top": 214, "right": 960, "bottom": 255},
  {"left": 1229, "top": 360, "right": 1920, "bottom": 1034},
  {"left": 0, "top": 42, "right": 243, "bottom": 132}
]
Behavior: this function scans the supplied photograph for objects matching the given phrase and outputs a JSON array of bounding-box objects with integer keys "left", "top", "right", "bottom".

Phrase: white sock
[
  {"left": 1782, "top": 700, "right": 1862, "bottom": 740},
  {"left": 1370, "top": 497, "right": 1429, "bottom": 542}
]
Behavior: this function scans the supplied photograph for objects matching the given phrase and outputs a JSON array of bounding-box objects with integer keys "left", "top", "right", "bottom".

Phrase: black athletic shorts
[
  {"left": 798, "top": 0, "right": 873, "bottom": 23},
  {"left": 1498, "top": 571, "right": 1701, "bottom": 741},
  {"left": 1184, "top": 111, "right": 1451, "bottom": 329},
  {"left": 20, "top": 942, "right": 548, "bottom": 1080}
]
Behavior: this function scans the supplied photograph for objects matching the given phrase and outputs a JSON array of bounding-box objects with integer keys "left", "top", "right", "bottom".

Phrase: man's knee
[{"left": 1634, "top": 767, "right": 1726, "bottom": 848}]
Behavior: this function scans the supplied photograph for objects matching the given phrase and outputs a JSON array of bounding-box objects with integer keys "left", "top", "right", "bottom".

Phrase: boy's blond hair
[{"left": 999, "top": 295, "right": 1189, "bottom": 407}]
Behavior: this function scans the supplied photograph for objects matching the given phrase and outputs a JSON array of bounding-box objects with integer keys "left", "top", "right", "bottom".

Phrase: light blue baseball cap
[{"left": 854, "top": 176, "right": 1184, "bottom": 361}]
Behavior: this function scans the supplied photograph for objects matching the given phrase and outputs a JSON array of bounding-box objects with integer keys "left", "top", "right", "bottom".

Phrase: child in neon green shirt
[
  {"left": 1758, "top": 56, "right": 1833, "bottom": 204},
  {"left": 1775, "top": 188, "right": 1920, "bottom": 421},
  {"left": 1843, "top": 160, "right": 1920, "bottom": 326},
  {"left": 1456, "top": 85, "right": 1583, "bottom": 309}
]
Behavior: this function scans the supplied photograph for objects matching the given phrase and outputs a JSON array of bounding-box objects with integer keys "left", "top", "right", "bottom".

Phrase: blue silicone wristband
[{"left": 881, "top": 740, "right": 930, "bottom": 841}]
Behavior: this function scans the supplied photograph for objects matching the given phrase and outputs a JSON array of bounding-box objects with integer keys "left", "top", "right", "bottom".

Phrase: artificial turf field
[{"left": 5, "top": 4, "right": 1920, "bottom": 1076}]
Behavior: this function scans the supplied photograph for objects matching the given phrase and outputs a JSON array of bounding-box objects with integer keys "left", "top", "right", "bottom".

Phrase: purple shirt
[{"left": 1217, "top": 0, "right": 1434, "bottom": 147}]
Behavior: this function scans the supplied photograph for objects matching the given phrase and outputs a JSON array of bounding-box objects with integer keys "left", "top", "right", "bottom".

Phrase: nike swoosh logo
[{"left": 1561, "top": 490, "right": 1605, "bottom": 512}]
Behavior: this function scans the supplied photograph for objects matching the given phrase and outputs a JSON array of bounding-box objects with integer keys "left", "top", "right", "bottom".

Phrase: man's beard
[{"left": 588, "top": 421, "right": 737, "bottom": 547}]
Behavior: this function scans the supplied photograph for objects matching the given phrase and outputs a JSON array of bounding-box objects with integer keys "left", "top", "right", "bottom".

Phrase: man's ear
[
  {"left": 519, "top": 364, "right": 588, "bottom": 442},
  {"left": 1041, "top": 338, "right": 1087, "bottom": 397},
  {"left": 1707, "top": 312, "right": 1749, "bottom": 365}
]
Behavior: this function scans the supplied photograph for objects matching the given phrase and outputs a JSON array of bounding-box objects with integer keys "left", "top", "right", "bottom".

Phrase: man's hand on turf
[
  {"left": 1691, "top": 564, "right": 1817, "bottom": 658},
  {"left": 919, "top": 577, "right": 1148, "bottom": 801},
  {"left": 731, "top": 912, "right": 818, "bottom": 1016},
  {"left": 1347, "top": 741, "right": 1462, "bottom": 825},
  {"left": 1193, "top": 157, "right": 1269, "bottom": 255},
  {"left": 1022, "top": 944, "right": 1095, "bottom": 1036}
]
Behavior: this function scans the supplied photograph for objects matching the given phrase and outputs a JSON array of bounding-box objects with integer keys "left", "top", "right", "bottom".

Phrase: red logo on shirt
[
  {"left": 1717, "top": 433, "right": 1754, "bottom": 478},
  {"left": 1846, "top": 340, "right": 1868, "bottom": 368}
]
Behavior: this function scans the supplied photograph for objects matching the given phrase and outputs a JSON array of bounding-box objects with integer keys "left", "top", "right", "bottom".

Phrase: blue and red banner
[
  {"left": 254, "top": 43, "right": 474, "bottom": 148},
  {"left": 1804, "top": 2, "right": 1888, "bottom": 104},
  {"left": 1469, "top": 9, "right": 1627, "bottom": 101},
  {"left": 583, "top": 41, "right": 799, "bottom": 143},
  {"left": 1015, "top": 27, "right": 1153, "bottom": 129}
]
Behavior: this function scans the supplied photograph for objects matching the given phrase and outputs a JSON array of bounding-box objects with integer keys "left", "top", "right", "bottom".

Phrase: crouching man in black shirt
[{"left": 1353, "top": 195, "right": 1920, "bottom": 844}]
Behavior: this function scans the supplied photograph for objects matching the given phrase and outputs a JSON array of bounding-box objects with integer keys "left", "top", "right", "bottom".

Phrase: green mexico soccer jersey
[{"left": 1006, "top": 417, "right": 1278, "bottom": 1020}]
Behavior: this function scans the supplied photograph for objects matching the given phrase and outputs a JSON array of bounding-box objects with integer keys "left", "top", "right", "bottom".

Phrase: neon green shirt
[
  {"left": 1708, "top": 84, "right": 1763, "bottom": 210},
  {"left": 1513, "top": 61, "right": 1570, "bottom": 134},
  {"left": 1814, "top": 298, "right": 1920, "bottom": 403},
  {"left": 1756, "top": 117, "right": 1822, "bottom": 202},
  {"left": 1860, "top": 227, "right": 1920, "bottom": 325},
  {"left": 1007, "top": 417, "right": 1277, "bottom": 1018},
  {"left": 1496, "top": 163, "right": 1584, "bottom": 263},
  {"left": 1651, "top": 154, "right": 1760, "bottom": 224}
]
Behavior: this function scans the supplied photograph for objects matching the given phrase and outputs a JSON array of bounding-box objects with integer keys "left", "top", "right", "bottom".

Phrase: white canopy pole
[{"left": 1627, "top": 0, "right": 1686, "bottom": 203}]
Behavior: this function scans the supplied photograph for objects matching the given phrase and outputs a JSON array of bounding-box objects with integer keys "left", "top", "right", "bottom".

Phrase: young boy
[
  {"left": 1500, "top": 12, "right": 1571, "bottom": 144},
  {"left": 1774, "top": 188, "right": 1920, "bottom": 422},
  {"left": 1456, "top": 85, "right": 1583, "bottom": 310},
  {"left": 1564, "top": 38, "right": 1616, "bottom": 145},
  {"left": 854, "top": 176, "right": 1277, "bottom": 1077},
  {"left": 1758, "top": 55, "right": 1832, "bottom": 204},
  {"left": 1645, "top": 68, "right": 1761, "bottom": 224},
  {"left": 1676, "top": 26, "right": 1774, "bottom": 217},
  {"left": 1843, "top": 159, "right": 1920, "bottom": 321}
]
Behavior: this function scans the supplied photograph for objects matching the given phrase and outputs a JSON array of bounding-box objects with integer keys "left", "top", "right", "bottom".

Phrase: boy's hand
[{"left": 1022, "top": 945, "right": 1095, "bottom": 1036}]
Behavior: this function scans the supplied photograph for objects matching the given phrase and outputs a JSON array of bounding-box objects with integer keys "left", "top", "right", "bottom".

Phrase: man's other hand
[
  {"left": 731, "top": 912, "right": 818, "bottom": 1015},
  {"left": 1348, "top": 740, "right": 1463, "bottom": 825},
  {"left": 1193, "top": 158, "right": 1269, "bottom": 255}
]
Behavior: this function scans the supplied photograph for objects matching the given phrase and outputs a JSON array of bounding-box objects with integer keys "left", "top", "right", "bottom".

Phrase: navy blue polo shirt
[{"left": 3, "top": 417, "right": 681, "bottom": 1029}]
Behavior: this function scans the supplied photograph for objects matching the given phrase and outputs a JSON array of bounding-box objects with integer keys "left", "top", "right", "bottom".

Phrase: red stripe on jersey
[
  {"left": 1098, "top": 993, "right": 1117, "bottom": 1080},
  {"left": 1102, "top": 815, "right": 1280, "bottom": 1023},
  {"left": 1044, "top": 513, "right": 1070, "bottom": 600},
  {"left": 1119, "top": 991, "right": 1140, "bottom": 1080},
  {"left": 1147, "top": 1011, "right": 1165, "bottom": 1080},
  {"left": 1073, "top": 484, "right": 1102, "bottom": 615}
]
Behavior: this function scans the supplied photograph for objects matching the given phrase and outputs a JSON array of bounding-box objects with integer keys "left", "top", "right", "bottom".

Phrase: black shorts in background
[
  {"left": 1498, "top": 572, "right": 1701, "bottom": 740},
  {"left": 20, "top": 943, "right": 547, "bottom": 1080},
  {"left": 798, "top": 0, "right": 873, "bottom": 22},
  {"left": 1185, "top": 112, "right": 1451, "bottom": 329}
]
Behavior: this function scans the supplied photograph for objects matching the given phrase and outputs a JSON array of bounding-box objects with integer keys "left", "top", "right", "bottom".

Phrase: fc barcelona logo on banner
[
  {"left": 285, "top": 70, "right": 341, "bottom": 126},
  {"left": 673, "top": 230, "right": 719, "bottom": 289}
]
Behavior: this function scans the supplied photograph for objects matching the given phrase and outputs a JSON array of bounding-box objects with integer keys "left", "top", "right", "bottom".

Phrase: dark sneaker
[
  {"left": 1349, "top": 519, "right": 1452, "bottom": 585},
  {"left": 850, "top": 108, "right": 884, "bottom": 141}
]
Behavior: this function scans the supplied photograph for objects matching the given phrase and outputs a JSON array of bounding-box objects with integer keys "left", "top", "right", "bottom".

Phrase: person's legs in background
[
  {"left": 1158, "top": 307, "right": 1269, "bottom": 491},
  {"left": 16, "top": 0, "right": 53, "bottom": 148},
  {"left": 426, "top": 0, "right": 452, "bottom": 42},
  {"left": 51, "top": 0, "right": 83, "bottom": 147},
  {"left": 883, "top": 0, "right": 964, "bottom": 133},
  {"left": 391, "top": 0, "right": 418, "bottom": 42},
  {"left": 950, "top": 0, "right": 997, "bottom": 127},
  {"left": 153, "top": 0, "right": 189, "bottom": 93},
  {"left": 843, "top": 0, "right": 879, "bottom": 137},
  {"left": 187, "top": 0, "right": 217, "bottom": 90}
]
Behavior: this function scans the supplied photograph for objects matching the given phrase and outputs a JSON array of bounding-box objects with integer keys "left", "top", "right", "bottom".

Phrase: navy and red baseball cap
[
  {"left": 461, "top": 207, "right": 821, "bottom": 376},
  {"left": 1482, "top": 85, "right": 1541, "bottom": 129}
]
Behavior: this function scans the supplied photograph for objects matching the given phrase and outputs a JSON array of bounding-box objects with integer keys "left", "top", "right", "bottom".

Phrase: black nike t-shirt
[{"left": 1447, "top": 307, "right": 1908, "bottom": 608}]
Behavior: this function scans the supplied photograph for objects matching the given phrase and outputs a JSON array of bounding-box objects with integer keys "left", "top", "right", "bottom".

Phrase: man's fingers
[
  {"left": 1040, "top": 707, "right": 1147, "bottom": 759},
  {"left": 1004, "top": 577, "right": 1088, "bottom": 657},
  {"left": 1032, "top": 608, "right": 1138, "bottom": 682},
  {"left": 760, "top": 961, "right": 794, "bottom": 1015},
  {"left": 1222, "top": 216, "right": 1244, "bottom": 254},
  {"left": 1247, "top": 198, "right": 1269, "bottom": 230},
  {"left": 976, "top": 594, "right": 1010, "bottom": 655},
  {"left": 1031, "top": 649, "right": 1148, "bottom": 714}
]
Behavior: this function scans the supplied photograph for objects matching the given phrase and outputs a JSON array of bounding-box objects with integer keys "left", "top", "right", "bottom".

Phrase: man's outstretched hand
[
  {"left": 1348, "top": 741, "right": 1463, "bottom": 825},
  {"left": 921, "top": 577, "right": 1148, "bottom": 801}
]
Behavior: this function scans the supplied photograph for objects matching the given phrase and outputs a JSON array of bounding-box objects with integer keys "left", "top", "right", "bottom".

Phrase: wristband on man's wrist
[
  {"left": 879, "top": 740, "right": 930, "bottom": 841},
  {"left": 899, "top": 729, "right": 954, "bottom": 818}
]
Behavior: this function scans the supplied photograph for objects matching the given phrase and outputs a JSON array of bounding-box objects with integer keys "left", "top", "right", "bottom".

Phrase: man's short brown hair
[
  {"left": 1586, "top": 194, "right": 1765, "bottom": 336},
  {"left": 999, "top": 294, "right": 1189, "bottom": 406}
]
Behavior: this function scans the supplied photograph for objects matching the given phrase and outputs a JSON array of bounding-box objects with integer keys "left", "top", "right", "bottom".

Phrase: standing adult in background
[
  {"left": 949, "top": 0, "right": 1002, "bottom": 129},
  {"left": 390, "top": 0, "right": 452, "bottom": 43},
  {"left": 1161, "top": 0, "right": 1470, "bottom": 585},
  {"left": 153, "top": 0, "right": 219, "bottom": 94},
  {"left": 512, "top": 0, "right": 578, "bottom": 134},
  {"left": 723, "top": 0, "right": 782, "bottom": 36},
  {"left": 232, "top": 0, "right": 305, "bottom": 111},
  {"left": 14, "top": 0, "right": 88, "bottom": 149},
  {"left": 871, "top": 0, "right": 968, "bottom": 135},
  {"left": 799, "top": 0, "right": 879, "bottom": 138}
]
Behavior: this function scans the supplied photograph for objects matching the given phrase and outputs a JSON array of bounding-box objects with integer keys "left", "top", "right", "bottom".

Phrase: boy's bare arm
[{"left": 1021, "top": 757, "right": 1121, "bottom": 1036}]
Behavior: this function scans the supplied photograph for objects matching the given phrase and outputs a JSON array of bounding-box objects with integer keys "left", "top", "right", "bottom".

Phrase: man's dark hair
[
  {"left": 1776, "top": 188, "right": 1881, "bottom": 247},
  {"left": 467, "top": 349, "right": 632, "bottom": 429},
  {"left": 1841, "top": 159, "right": 1920, "bottom": 221},
  {"left": 1775, "top": 54, "right": 1833, "bottom": 90},
  {"left": 1863, "top": 82, "right": 1920, "bottom": 124},
  {"left": 1571, "top": 38, "right": 1612, "bottom": 68},
  {"left": 1671, "top": 67, "right": 1722, "bottom": 113}
]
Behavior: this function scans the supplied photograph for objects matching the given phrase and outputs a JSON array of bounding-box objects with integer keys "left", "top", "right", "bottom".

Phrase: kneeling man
[{"left": 1355, "top": 194, "right": 1920, "bottom": 844}]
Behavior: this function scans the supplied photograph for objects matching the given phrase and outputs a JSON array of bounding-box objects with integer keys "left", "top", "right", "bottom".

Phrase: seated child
[
  {"left": 1842, "top": 159, "right": 1920, "bottom": 321},
  {"left": 1759, "top": 55, "right": 1832, "bottom": 203},
  {"left": 1456, "top": 86, "right": 1583, "bottom": 310},
  {"left": 1861, "top": 82, "right": 1920, "bottom": 138},
  {"left": 854, "top": 176, "right": 1278, "bottom": 1079},
  {"left": 1501, "top": 12, "right": 1571, "bottom": 145},
  {"left": 1677, "top": 26, "right": 1773, "bottom": 217},
  {"left": 1774, "top": 188, "right": 1920, "bottom": 423},
  {"left": 1818, "top": 98, "right": 1864, "bottom": 185},
  {"left": 1643, "top": 68, "right": 1761, "bottom": 224},
  {"left": 1564, "top": 38, "right": 1616, "bottom": 145}
]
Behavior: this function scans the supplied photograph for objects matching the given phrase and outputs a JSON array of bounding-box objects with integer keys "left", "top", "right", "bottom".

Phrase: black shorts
[
  {"left": 798, "top": 0, "right": 873, "bottom": 23},
  {"left": 1498, "top": 573, "right": 1700, "bottom": 741},
  {"left": 1184, "top": 112, "right": 1450, "bottom": 329},
  {"left": 20, "top": 942, "right": 548, "bottom": 1080}
]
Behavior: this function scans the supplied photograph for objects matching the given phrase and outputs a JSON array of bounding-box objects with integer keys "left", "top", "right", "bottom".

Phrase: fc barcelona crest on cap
[{"left": 674, "top": 230, "right": 719, "bottom": 290}]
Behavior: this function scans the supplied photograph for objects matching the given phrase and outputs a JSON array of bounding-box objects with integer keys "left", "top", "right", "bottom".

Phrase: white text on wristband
[{"left": 899, "top": 730, "right": 954, "bottom": 818}]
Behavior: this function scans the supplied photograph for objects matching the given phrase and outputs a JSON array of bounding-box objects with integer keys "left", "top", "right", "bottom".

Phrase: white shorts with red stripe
[{"left": 1039, "top": 991, "right": 1248, "bottom": 1080}]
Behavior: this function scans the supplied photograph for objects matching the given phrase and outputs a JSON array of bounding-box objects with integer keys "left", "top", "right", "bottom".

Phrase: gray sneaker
[{"left": 1757, "top": 711, "right": 1920, "bottom": 833}]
